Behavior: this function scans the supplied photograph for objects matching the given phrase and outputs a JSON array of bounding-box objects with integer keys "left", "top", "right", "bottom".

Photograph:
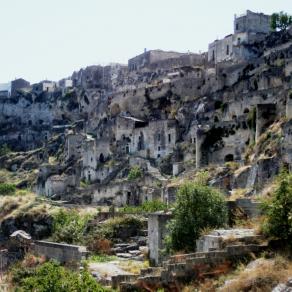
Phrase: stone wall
[{"left": 32, "top": 240, "right": 88, "bottom": 265}]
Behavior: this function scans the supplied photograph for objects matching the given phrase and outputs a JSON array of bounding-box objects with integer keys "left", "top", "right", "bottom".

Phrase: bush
[
  {"left": 0, "top": 144, "right": 11, "bottom": 156},
  {"left": 261, "top": 171, "right": 292, "bottom": 241},
  {"left": 94, "top": 216, "right": 143, "bottom": 241},
  {"left": 0, "top": 183, "right": 16, "bottom": 195},
  {"left": 52, "top": 209, "right": 92, "bottom": 244},
  {"left": 11, "top": 260, "right": 108, "bottom": 292},
  {"left": 166, "top": 181, "right": 228, "bottom": 252},
  {"left": 128, "top": 166, "right": 142, "bottom": 180}
]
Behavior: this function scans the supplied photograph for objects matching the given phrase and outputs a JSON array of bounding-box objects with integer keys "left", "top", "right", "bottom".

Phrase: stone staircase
[{"left": 113, "top": 243, "right": 268, "bottom": 291}]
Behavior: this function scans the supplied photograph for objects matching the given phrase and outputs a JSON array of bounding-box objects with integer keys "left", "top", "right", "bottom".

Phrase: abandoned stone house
[
  {"left": 208, "top": 10, "right": 271, "bottom": 64},
  {"left": 128, "top": 50, "right": 189, "bottom": 71},
  {"left": 32, "top": 80, "right": 56, "bottom": 93},
  {"left": 115, "top": 116, "right": 178, "bottom": 159},
  {"left": 65, "top": 131, "right": 85, "bottom": 161}
]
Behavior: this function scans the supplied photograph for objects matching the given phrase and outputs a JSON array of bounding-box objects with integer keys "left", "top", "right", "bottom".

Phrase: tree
[
  {"left": 166, "top": 181, "right": 228, "bottom": 252},
  {"left": 261, "top": 171, "right": 292, "bottom": 241},
  {"left": 271, "top": 12, "right": 292, "bottom": 31}
]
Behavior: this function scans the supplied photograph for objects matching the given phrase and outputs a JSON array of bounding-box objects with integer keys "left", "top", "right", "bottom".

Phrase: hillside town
[{"left": 0, "top": 9, "right": 292, "bottom": 292}]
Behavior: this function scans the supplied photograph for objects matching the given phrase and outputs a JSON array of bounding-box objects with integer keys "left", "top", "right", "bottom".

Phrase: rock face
[{"left": 0, "top": 213, "right": 53, "bottom": 240}]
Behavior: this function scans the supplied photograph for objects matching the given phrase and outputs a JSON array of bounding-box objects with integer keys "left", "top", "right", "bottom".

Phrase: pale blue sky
[{"left": 0, "top": 0, "right": 291, "bottom": 83}]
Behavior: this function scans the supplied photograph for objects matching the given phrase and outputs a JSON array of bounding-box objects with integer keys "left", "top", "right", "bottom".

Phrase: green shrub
[
  {"left": 0, "top": 144, "right": 11, "bottom": 156},
  {"left": 261, "top": 171, "right": 292, "bottom": 241},
  {"left": 166, "top": 181, "right": 228, "bottom": 252},
  {"left": 95, "top": 216, "right": 143, "bottom": 241},
  {"left": 128, "top": 166, "right": 142, "bottom": 180},
  {"left": 11, "top": 260, "right": 109, "bottom": 292},
  {"left": 0, "top": 183, "right": 16, "bottom": 195},
  {"left": 52, "top": 209, "right": 92, "bottom": 244}
]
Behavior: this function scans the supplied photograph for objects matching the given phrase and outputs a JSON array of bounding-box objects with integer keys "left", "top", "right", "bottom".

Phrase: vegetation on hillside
[
  {"left": 10, "top": 258, "right": 110, "bottom": 292},
  {"left": 261, "top": 171, "right": 292, "bottom": 242},
  {"left": 271, "top": 11, "right": 292, "bottom": 31},
  {"left": 166, "top": 180, "right": 227, "bottom": 252}
]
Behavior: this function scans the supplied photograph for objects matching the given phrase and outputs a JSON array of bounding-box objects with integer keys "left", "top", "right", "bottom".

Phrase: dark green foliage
[
  {"left": 271, "top": 12, "right": 292, "bottom": 31},
  {"left": 52, "top": 209, "right": 92, "bottom": 244},
  {"left": 120, "top": 200, "right": 168, "bottom": 213},
  {"left": 11, "top": 260, "right": 109, "bottom": 292},
  {"left": 0, "top": 183, "right": 16, "bottom": 195},
  {"left": 166, "top": 182, "right": 227, "bottom": 252},
  {"left": 0, "top": 144, "right": 11, "bottom": 156},
  {"left": 127, "top": 166, "right": 142, "bottom": 180},
  {"left": 261, "top": 171, "right": 292, "bottom": 241}
]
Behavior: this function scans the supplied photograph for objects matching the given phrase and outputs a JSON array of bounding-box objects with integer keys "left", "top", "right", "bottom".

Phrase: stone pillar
[
  {"left": 286, "top": 94, "right": 292, "bottom": 120},
  {"left": 148, "top": 212, "right": 172, "bottom": 266},
  {"left": 255, "top": 104, "right": 277, "bottom": 142},
  {"left": 195, "top": 129, "right": 206, "bottom": 169}
]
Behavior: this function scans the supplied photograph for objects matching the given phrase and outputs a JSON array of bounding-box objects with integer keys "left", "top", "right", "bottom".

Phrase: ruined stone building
[{"left": 208, "top": 10, "right": 271, "bottom": 64}]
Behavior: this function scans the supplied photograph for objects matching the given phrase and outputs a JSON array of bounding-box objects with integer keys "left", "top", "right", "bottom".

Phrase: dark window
[
  {"left": 226, "top": 45, "right": 230, "bottom": 55},
  {"left": 168, "top": 134, "right": 171, "bottom": 143}
]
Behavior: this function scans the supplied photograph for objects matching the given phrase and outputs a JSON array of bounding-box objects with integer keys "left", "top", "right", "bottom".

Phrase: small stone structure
[
  {"left": 32, "top": 241, "right": 88, "bottom": 265},
  {"left": 208, "top": 10, "right": 270, "bottom": 64},
  {"left": 148, "top": 212, "right": 172, "bottom": 266},
  {"left": 196, "top": 228, "right": 260, "bottom": 252}
]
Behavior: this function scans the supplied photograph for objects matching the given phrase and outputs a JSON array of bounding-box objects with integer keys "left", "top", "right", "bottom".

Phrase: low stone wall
[{"left": 32, "top": 241, "right": 88, "bottom": 265}]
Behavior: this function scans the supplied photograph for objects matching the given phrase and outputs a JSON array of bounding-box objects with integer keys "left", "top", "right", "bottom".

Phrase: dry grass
[
  {"left": 117, "top": 260, "right": 149, "bottom": 275},
  {"left": 219, "top": 256, "right": 292, "bottom": 292},
  {"left": 0, "top": 169, "right": 37, "bottom": 186},
  {"left": 229, "top": 188, "right": 248, "bottom": 201}
]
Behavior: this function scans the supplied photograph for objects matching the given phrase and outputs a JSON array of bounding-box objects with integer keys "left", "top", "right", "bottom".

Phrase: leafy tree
[
  {"left": 261, "top": 171, "right": 292, "bottom": 241},
  {"left": 271, "top": 12, "right": 292, "bottom": 31},
  {"left": 166, "top": 181, "right": 227, "bottom": 252}
]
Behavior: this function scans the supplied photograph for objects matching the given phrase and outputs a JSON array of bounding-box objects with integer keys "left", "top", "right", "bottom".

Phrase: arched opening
[
  {"left": 99, "top": 153, "right": 105, "bottom": 163},
  {"left": 224, "top": 154, "right": 234, "bottom": 162},
  {"left": 137, "top": 132, "right": 145, "bottom": 151}
]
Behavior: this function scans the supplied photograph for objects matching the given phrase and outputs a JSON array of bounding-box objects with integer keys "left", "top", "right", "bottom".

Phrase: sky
[{"left": 0, "top": 0, "right": 291, "bottom": 84}]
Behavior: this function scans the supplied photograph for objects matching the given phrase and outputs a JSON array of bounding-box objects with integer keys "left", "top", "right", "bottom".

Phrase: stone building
[
  {"left": 65, "top": 131, "right": 85, "bottom": 161},
  {"left": 11, "top": 78, "right": 30, "bottom": 97},
  {"left": 208, "top": 10, "right": 271, "bottom": 64},
  {"left": 33, "top": 81, "right": 56, "bottom": 93},
  {"left": 0, "top": 90, "right": 10, "bottom": 98},
  {"left": 81, "top": 135, "right": 97, "bottom": 182},
  {"left": 128, "top": 50, "right": 187, "bottom": 71},
  {"left": 115, "top": 115, "right": 178, "bottom": 159}
]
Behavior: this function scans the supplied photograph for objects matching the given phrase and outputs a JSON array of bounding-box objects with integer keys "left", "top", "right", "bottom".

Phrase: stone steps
[{"left": 114, "top": 243, "right": 269, "bottom": 291}]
